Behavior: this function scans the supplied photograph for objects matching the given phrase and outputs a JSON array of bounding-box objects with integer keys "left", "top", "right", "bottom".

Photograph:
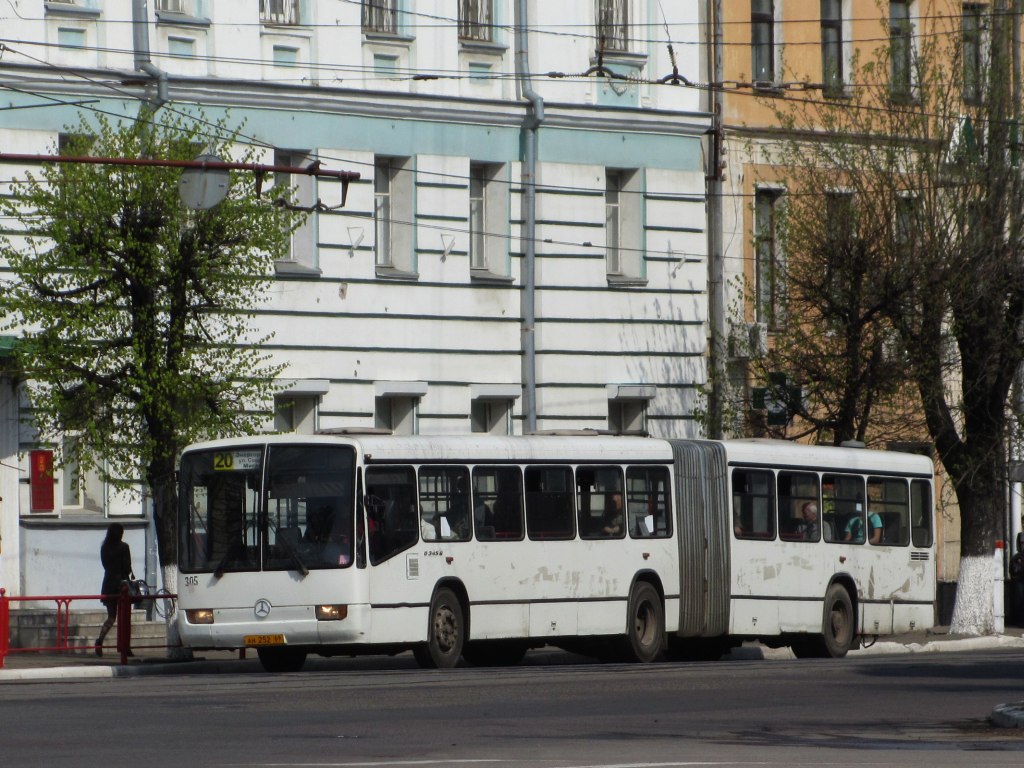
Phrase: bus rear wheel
[
  {"left": 792, "top": 584, "right": 855, "bottom": 659},
  {"left": 622, "top": 581, "right": 664, "bottom": 663},
  {"left": 256, "top": 646, "right": 307, "bottom": 673},
  {"left": 413, "top": 587, "right": 465, "bottom": 669}
]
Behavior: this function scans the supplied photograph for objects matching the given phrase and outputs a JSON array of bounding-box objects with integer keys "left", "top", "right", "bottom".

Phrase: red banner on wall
[{"left": 30, "top": 449, "right": 54, "bottom": 512}]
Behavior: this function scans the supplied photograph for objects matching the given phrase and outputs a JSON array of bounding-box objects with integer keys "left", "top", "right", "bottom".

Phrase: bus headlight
[
  {"left": 315, "top": 604, "right": 348, "bottom": 621},
  {"left": 185, "top": 608, "right": 215, "bottom": 625}
]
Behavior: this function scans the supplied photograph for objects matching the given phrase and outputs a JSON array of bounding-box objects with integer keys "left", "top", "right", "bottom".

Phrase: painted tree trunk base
[
  {"left": 161, "top": 563, "right": 193, "bottom": 661},
  {"left": 949, "top": 554, "right": 997, "bottom": 636}
]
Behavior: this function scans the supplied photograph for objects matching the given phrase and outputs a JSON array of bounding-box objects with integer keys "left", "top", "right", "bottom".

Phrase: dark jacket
[{"left": 100, "top": 540, "right": 132, "bottom": 605}]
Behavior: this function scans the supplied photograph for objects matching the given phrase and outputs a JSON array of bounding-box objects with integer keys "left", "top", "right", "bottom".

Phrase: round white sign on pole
[{"left": 178, "top": 153, "right": 230, "bottom": 210}]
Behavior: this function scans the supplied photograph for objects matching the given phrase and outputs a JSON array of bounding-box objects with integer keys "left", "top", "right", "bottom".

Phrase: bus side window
[
  {"left": 419, "top": 466, "right": 472, "bottom": 542},
  {"left": 626, "top": 466, "right": 671, "bottom": 538},
  {"left": 731, "top": 468, "right": 775, "bottom": 540},
  {"left": 473, "top": 466, "right": 524, "bottom": 541},
  {"left": 364, "top": 466, "right": 419, "bottom": 564},
  {"left": 577, "top": 465, "right": 625, "bottom": 539},
  {"left": 867, "top": 477, "right": 910, "bottom": 546},
  {"left": 525, "top": 465, "right": 575, "bottom": 540},
  {"left": 911, "top": 479, "right": 933, "bottom": 547}
]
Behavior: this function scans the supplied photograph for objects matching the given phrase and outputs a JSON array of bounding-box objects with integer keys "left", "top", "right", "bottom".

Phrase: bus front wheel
[
  {"left": 413, "top": 587, "right": 465, "bottom": 669},
  {"left": 622, "top": 581, "right": 664, "bottom": 663}
]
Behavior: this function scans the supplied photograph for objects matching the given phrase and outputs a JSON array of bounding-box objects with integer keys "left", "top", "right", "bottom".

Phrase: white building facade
[{"left": 0, "top": 1, "right": 711, "bottom": 598}]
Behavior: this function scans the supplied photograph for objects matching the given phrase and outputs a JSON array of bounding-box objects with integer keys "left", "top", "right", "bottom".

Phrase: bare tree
[{"left": 756, "top": 5, "right": 1024, "bottom": 633}]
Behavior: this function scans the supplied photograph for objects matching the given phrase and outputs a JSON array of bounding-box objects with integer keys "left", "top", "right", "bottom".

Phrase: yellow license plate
[{"left": 244, "top": 634, "right": 286, "bottom": 646}]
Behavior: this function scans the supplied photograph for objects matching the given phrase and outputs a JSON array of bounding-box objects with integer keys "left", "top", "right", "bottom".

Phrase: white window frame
[
  {"left": 820, "top": 0, "right": 845, "bottom": 94},
  {"left": 273, "top": 150, "right": 318, "bottom": 275},
  {"left": 605, "top": 167, "right": 644, "bottom": 283},
  {"left": 363, "top": 0, "right": 398, "bottom": 34},
  {"left": 754, "top": 187, "right": 786, "bottom": 330},
  {"left": 890, "top": 0, "right": 915, "bottom": 100},
  {"left": 596, "top": 0, "right": 629, "bottom": 53},
  {"left": 459, "top": 0, "right": 493, "bottom": 43},
  {"left": 260, "top": 0, "right": 301, "bottom": 26},
  {"left": 751, "top": 0, "right": 776, "bottom": 85},
  {"left": 470, "top": 385, "right": 521, "bottom": 435},
  {"left": 374, "top": 155, "right": 416, "bottom": 276},
  {"left": 469, "top": 161, "right": 510, "bottom": 278}
]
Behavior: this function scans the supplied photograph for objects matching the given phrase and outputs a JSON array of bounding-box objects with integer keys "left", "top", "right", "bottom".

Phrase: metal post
[
  {"left": 116, "top": 583, "right": 132, "bottom": 665},
  {"left": 0, "top": 588, "right": 8, "bottom": 669}
]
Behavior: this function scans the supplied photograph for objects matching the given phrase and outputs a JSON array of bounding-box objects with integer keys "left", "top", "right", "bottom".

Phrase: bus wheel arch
[{"left": 413, "top": 580, "right": 468, "bottom": 669}]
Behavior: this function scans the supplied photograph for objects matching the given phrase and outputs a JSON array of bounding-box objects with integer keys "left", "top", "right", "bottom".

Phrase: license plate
[{"left": 244, "top": 634, "right": 286, "bottom": 646}]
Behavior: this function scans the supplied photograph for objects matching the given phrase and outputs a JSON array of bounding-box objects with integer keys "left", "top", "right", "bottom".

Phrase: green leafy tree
[{"left": 0, "top": 111, "right": 298, "bottom": 583}]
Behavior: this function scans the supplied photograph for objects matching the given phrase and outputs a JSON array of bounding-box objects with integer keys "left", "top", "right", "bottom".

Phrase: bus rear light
[
  {"left": 186, "top": 608, "right": 215, "bottom": 625},
  {"left": 315, "top": 604, "right": 348, "bottom": 621}
]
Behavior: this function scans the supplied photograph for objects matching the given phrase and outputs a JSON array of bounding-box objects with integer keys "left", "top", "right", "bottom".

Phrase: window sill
[
  {"left": 607, "top": 274, "right": 648, "bottom": 288},
  {"left": 44, "top": 2, "right": 100, "bottom": 18},
  {"left": 459, "top": 39, "right": 508, "bottom": 56},
  {"left": 752, "top": 82, "right": 785, "bottom": 96},
  {"left": 470, "top": 268, "right": 514, "bottom": 284},
  {"left": 376, "top": 265, "right": 419, "bottom": 280},
  {"left": 156, "top": 10, "right": 211, "bottom": 28},
  {"left": 591, "top": 49, "right": 648, "bottom": 70},
  {"left": 363, "top": 32, "right": 416, "bottom": 47},
  {"left": 274, "top": 260, "right": 322, "bottom": 277}
]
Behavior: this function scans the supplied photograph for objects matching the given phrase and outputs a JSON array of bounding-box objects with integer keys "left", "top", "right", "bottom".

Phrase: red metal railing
[{"left": 0, "top": 585, "right": 177, "bottom": 668}]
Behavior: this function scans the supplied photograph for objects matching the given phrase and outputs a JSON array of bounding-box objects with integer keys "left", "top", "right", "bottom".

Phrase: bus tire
[
  {"left": 821, "top": 584, "right": 855, "bottom": 658},
  {"left": 413, "top": 587, "right": 465, "bottom": 669},
  {"left": 622, "top": 581, "right": 664, "bottom": 663},
  {"left": 256, "top": 646, "right": 307, "bottom": 673}
]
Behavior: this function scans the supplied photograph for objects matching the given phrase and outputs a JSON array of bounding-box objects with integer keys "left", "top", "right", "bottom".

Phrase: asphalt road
[{"left": 1, "top": 648, "right": 1023, "bottom": 768}]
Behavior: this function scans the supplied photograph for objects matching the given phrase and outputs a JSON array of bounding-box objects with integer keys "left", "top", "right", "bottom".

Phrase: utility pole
[{"left": 707, "top": 0, "right": 726, "bottom": 439}]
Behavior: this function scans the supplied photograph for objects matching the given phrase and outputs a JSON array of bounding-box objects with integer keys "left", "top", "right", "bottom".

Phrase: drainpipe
[
  {"left": 132, "top": 0, "right": 168, "bottom": 109},
  {"left": 515, "top": 0, "right": 544, "bottom": 434}
]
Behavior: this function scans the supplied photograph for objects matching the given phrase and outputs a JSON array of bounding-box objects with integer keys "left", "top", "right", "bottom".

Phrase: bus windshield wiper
[{"left": 267, "top": 515, "right": 310, "bottom": 577}]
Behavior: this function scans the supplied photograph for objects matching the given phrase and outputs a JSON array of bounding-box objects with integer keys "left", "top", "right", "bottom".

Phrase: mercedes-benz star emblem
[{"left": 254, "top": 599, "right": 272, "bottom": 619}]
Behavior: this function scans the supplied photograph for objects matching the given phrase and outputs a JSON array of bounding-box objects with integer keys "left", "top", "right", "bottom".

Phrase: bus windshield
[{"left": 179, "top": 444, "right": 356, "bottom": 574}]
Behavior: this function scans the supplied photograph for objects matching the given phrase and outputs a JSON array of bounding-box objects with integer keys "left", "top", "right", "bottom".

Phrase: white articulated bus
[{"left": 175, "top": 433, "right": 935, "bottom": 671}]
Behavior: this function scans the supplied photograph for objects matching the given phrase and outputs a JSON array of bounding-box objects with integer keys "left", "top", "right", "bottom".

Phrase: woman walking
[{"left": 95, "top": 523, "right": 132, "bottom": 656}]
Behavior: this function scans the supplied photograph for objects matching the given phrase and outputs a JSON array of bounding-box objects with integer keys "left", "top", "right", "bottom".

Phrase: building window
[
  {"left": 374, "top": 155, "right": 415, "bottom": 276},
  {"left": 375, "top": 396, "right": 418, "bottom": 435},
  {"left": 274, "top": 149, "right": 317, "bottom": 273},
  {"left": 57, "top": 27, "right": 87, "bottom": 49},
  {"left": 895, "top": 193, "right": 917, "bottom": 249},
  {"left": 274, "top": 395, "right": 318, "bottom": 434},
  {"left": 605, "top": 168, "right": 644, "bottom": 283},
  {"left": 156, "top": 0, "right": 186, "bottom": 11},
  {"left": 751, "top": 0, "right": 775, "bottom": 84},
  {"left": 820, "top": 0, "right": 844, "bottom": 93},
  {"left": 962, "top": 4, "right": 986, "bottom": 105},
  {"left": 260, "top": 0, "right": 300, "bottom": 25},
  {"left": 363, "top": 0, "right": 398, "bottom": 34},
  {"left": 459, "top": 0, "right": 492, "bottom": 43},
  {"left": 607, "top": 385, "right": 654, "bottom": 434},
  {"left": 471, "top": 400, "right": 512, "bottom": 435},
  {"left": 60, "top": 436, "right": 104, "bottom": 513},
  {"left": 754, "top": 188, "right": 785, "bottom": 329},
  {"left": 596, "top": 0, "right": 628, "bottom": 53},
  {"left": 890, "top": 1, "right": 913, "bottom": 99},
  {"left": 469, "top": 162, "right": 509, "bottom": 277}
]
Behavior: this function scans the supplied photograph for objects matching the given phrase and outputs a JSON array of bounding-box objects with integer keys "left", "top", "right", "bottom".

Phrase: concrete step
[{"left": 7, "top": 608, "right": 170, "bottom": 650}]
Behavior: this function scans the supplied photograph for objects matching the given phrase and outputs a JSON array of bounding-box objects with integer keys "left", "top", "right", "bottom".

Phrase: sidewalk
[{"left": 2, "top": 628, "right": 1023, "bottom": 727}]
